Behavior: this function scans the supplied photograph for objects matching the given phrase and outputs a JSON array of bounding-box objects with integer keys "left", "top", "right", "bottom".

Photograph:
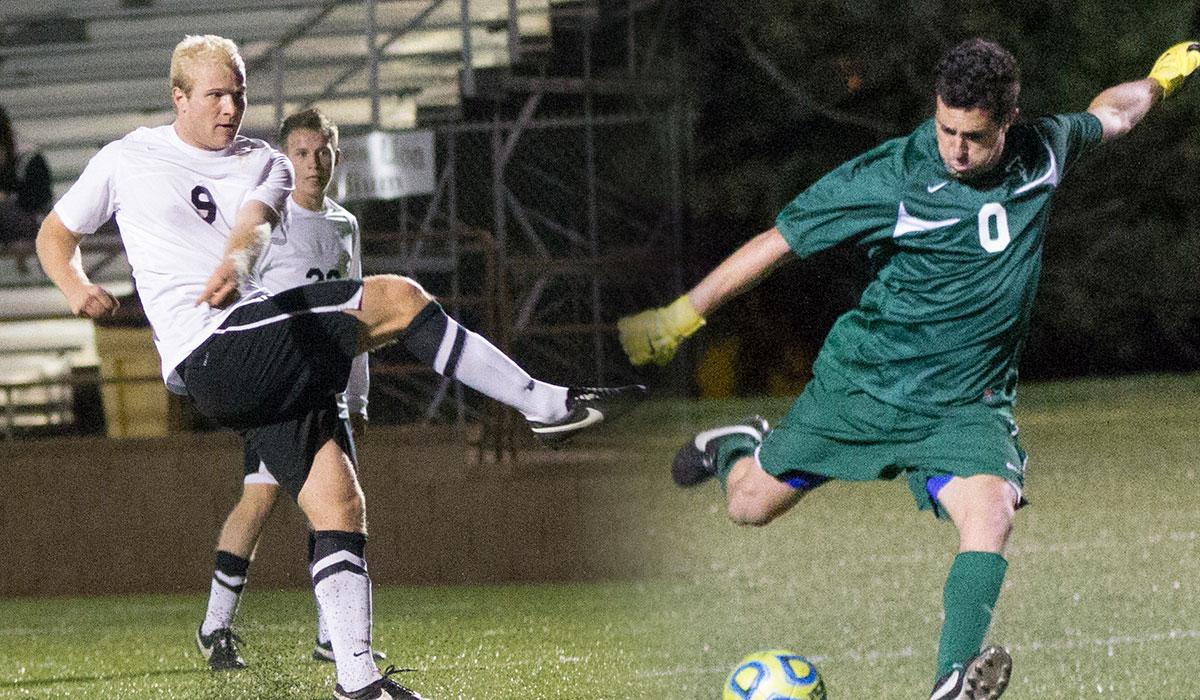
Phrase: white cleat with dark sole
[
  {"left": 529, "top": 384, "right": 646, "bottom": 446},
  {"left": 929, "top": 646, "right": 1012, "bottom": 700},
  {"left": 671, "top": 416, "right": 769, "bottom": 487}
]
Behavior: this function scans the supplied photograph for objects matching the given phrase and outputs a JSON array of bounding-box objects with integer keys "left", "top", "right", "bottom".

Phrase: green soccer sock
[
  {"left": 936, "top": 550, "right": 1008, "bottom": 680},
  {"left": 714, "top": 433, "right": 760, "bottom": 490}
]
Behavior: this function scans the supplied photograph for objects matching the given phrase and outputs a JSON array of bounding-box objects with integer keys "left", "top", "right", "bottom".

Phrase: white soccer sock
[
  {"left": 201, "top": 551, "right": 248, "bottom": 636},
  {"left": 314, "top": 591, "right": 330, "bottom": 644},
  {"left": 402, "top": 303, "right": 569, "bottom": 424},
  {"left": 311, "top": 538, "right": 378, "bottom": 692},
  {"left": 435, "top": 320, "right": 568, "bottom": 423}
]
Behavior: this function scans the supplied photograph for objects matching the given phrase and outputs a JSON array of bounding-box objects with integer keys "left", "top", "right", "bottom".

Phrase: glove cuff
[
  {"left": 1148, "top": 41, "right": 1200, "bottom": 99},
  {"left": 665, "top": 294, "right": 705, "bottom": 337}
]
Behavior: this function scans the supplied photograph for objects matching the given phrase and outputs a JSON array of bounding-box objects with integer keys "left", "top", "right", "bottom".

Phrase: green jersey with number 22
[{"left": 776, "top": 113, "right": 1103, "bottom": 413}]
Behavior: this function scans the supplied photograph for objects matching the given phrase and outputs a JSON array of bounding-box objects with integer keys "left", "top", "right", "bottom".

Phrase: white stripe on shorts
[
  {"left": 212, "top": 287, "right": 363, "bottom": 335},
  {"left": 244, "top": 460, "right": 280, "bottom": 486}
]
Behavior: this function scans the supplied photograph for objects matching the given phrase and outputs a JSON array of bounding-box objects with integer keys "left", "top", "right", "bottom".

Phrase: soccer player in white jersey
[
  {"left": 197, "top": 108, "right": 387, "bottom": 670},
  {"left": 36, "top": 35, "right": 642, "bottom": 700}
]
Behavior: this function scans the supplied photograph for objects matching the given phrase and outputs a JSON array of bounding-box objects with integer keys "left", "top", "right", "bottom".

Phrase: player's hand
[
  {"left": 1148, "top": 41, "right": 1200, "bottom": 99},
  {"left": 617, "top": 294, "right": 705, "bottom": 366},
  {"left": 196, "top": 258, "right": 242, "bottom": 308},
  {"left": 67, "top": 284, "right": 119, "bottom": 319}
]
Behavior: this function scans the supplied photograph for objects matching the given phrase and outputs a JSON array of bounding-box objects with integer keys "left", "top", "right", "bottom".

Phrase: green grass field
[{"left": 3, "top": 373, "right": 1199, "bottom": 699}]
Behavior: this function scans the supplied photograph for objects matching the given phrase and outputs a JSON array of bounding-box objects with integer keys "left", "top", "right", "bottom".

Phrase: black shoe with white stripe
[
  {"left": 313, "top": 638, "right": 388, "bottom": 663},
  {"left": 529, "top": 384, "right": 646, "bottom": 446},
  {"left": 334, "top": 665, "right": 425, "bottom": 700},
  {"left": 929, "top": 646, "right": 1012, "bottom": 700},
  {"left": 195, "top": 625, "right": 246, "bottom": 671},
  {"left": 672, "top": 416, "right": 769, "bottom": 487}
]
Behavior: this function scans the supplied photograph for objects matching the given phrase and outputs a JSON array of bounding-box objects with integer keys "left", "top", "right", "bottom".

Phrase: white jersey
[
  {"left": 53, "top": 125, "right": 293, "bottom": 393},
  {"left": 257, "top": 196, "right": 369, "bottom": 417}
]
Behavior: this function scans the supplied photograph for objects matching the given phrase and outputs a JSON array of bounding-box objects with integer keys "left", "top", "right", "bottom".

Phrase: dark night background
[{"left": 619, "top": 0, "right": 1200, "bottom": 393}]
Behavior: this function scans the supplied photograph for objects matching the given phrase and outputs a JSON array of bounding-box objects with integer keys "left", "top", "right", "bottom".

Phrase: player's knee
[
  {"left": 956, "top": 488, "right": 1016, "bottom": 549},
  {"left": 726, "top": 487, "right": 777, "bottom": 527},
  {"left": 339, "top": 489, "right": 366, "bottom": 524},
  {"left": 724, "top": 458, "right": 795, "bottom": 526},
  {"left": 728, "top": 503, "right": 776, "bottom": 527},
  {"left": 370, "top": 274, "right": 434, "bottom": 323},
  {"left": 982, "top": 499, "right": 1015, "bottom": 539}
]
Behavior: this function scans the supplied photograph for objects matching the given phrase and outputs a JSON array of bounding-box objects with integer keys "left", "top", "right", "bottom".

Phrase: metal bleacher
[{"left": 1, "top": 0, "right": 554, "bottom": 198}]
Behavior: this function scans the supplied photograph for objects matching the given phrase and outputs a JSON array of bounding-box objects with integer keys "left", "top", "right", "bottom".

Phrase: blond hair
[{"left": 170, "top": 35, "right": 244, "bottom": 96}]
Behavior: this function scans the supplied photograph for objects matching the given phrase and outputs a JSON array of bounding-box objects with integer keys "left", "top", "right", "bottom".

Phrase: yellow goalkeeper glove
[
  {"left": 618, "top": 295, "right": 705, "bottom": 366},
  {"left": 1148, "top": 41, "right": 1200, "bottom": 99}
]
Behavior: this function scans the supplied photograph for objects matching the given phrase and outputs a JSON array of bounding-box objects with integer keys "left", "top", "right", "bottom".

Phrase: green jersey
[{"left": 776, "top": 113, "right": 1103, "bottom": 413}]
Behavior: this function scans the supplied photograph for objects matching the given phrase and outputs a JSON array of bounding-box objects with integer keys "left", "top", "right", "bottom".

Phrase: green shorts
[{"left": 757, "top": 369, "right": 1026, "bottom": 518}]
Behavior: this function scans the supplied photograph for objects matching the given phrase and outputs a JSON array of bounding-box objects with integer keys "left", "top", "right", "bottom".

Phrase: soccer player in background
[
  {"left": 196, "top": 107, "right": 386, "bottom": 670},
  {"left": 37, "top": 34, "right": 642, "bottom": 700},
  {"left": 618, "top": 38, "right": 1200, "bottom": 700}
]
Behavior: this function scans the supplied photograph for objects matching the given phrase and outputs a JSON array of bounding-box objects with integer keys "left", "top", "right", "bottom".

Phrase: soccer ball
[{"left": 723, "top": 649, "right": 827, "bottom": 700}]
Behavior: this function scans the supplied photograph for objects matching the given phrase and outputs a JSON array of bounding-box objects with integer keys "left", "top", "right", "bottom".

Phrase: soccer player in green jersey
[{"left": 618, "top": 38, "right": 1200, "bottom": 700}]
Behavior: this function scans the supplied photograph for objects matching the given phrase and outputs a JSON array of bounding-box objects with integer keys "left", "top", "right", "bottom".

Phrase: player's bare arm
[
  {"left": 618, "top": 226, "right": 791, "bottom": 366},
  {"left": 1090, "top": 41, "right": 1200, "bottom": 142},
  {"left": 35, "top": 210, "right": 119, "bottom": 318},
  {"left": 1087, "top": 79, "right": 1160, "bottom": 143},
  {"left": 688, "top": 226, "right": 793, "bottom": 316},
  {"left": 195, "top": 199, "right": 278, "bottom": 308}
]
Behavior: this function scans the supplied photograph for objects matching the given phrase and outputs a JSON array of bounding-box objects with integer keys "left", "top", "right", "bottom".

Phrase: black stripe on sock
[
  {"left": 215, "top": 550, "right": 250, "bottom": 577},
  {"left": 311, "top": 530, "right": 366, "bottom": 562},
  {"left": 400, "top": 301, "right": 448, "bottom": 367},
  {"left": 312, "top": 560, "right": 368, "bottom": 588},
  {"left": 442, "top": 325, "right": 467, "bottom": 379},
  {"left": 212, "top": 576, "right": 246, "bottom": 594}
]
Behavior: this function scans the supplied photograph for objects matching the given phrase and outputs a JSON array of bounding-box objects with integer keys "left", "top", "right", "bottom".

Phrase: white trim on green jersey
[{"left": 775, "top": 112, "right": 1104, "bottom": 411}]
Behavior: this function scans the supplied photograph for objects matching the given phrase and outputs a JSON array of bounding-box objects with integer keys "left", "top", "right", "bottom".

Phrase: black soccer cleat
[
  {"left": 195, "top": 625, "right": 246, "bottom": 671},
  {"left": 929, "top": 646, "right": 1012, "bottom": 700},
  {"left": 334, "top": 665, "right": 426, "bottom": 700},
  {"left": 672, "top": 416, "right": 769, "bottom": 487},
  {"left": 528, "top": 384, "right": 647, "bottom": 446},
  {"left": 313, "top": 638, "right": 388, "bottom": 663}
]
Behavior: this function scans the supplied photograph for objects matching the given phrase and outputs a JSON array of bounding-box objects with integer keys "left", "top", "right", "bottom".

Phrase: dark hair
[
  {"left": 278, "top": 107, "right": 338, "bottom": 149},
  {"left": 934, "top": 38, "right": 1020, "bottom": 122}
]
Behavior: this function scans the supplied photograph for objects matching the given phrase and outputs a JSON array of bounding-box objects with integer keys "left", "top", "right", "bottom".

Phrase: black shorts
[
  {"left": 240, "top": 408, "right": 358, "bottom": 497},
  {"left": 179, "top": 280, "right": 363, "bottom": 497}
]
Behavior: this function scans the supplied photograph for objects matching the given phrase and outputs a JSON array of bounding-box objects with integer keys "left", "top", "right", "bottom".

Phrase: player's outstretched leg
[
  {"left": 355, "top": 277, "right": 646, "bottom": 445},
  {"left": 672, "top": 416, "right": 770, "bottom": 486},
  {"left": 929, "top": 645, "right": 1012, "bottom": 700}
]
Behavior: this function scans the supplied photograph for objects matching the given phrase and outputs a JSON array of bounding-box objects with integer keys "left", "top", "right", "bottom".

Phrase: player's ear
[
  {"left": 333, "top": 148, "right": 341, "bottom": 166},
  {"left": 1002, "top": 107, "right": 1019, "bottom": 129},
  {"left": 171, "top": 86, "right": 187, "bottom": 111}
]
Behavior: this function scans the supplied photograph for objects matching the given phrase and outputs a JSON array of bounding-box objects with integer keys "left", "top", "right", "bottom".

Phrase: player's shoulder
[
  {"left": 229, "top": 134, "right": 285, "bottom": 161},
  {"left": 321, "top": 197, "right": 358, "bottom": 228},
  {"left": 850, "top": 119, "right": 936, "bottom": 185},
  {"left": 1019, "top": 112, "right": 1102, "bottom": 143},
  {"left": 80, "top": 125, "right": 164, "bottom": 174},
  {"left": 102, "top": 125, "right": 169, "bottom": 155},
  {"left": 322, "top": 196, "right": 354, "bottom": 217}
]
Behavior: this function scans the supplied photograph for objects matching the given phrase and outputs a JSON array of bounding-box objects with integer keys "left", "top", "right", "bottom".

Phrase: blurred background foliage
[{"left": 664, "top": 0, "right": 1200, "bottom": 390}]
